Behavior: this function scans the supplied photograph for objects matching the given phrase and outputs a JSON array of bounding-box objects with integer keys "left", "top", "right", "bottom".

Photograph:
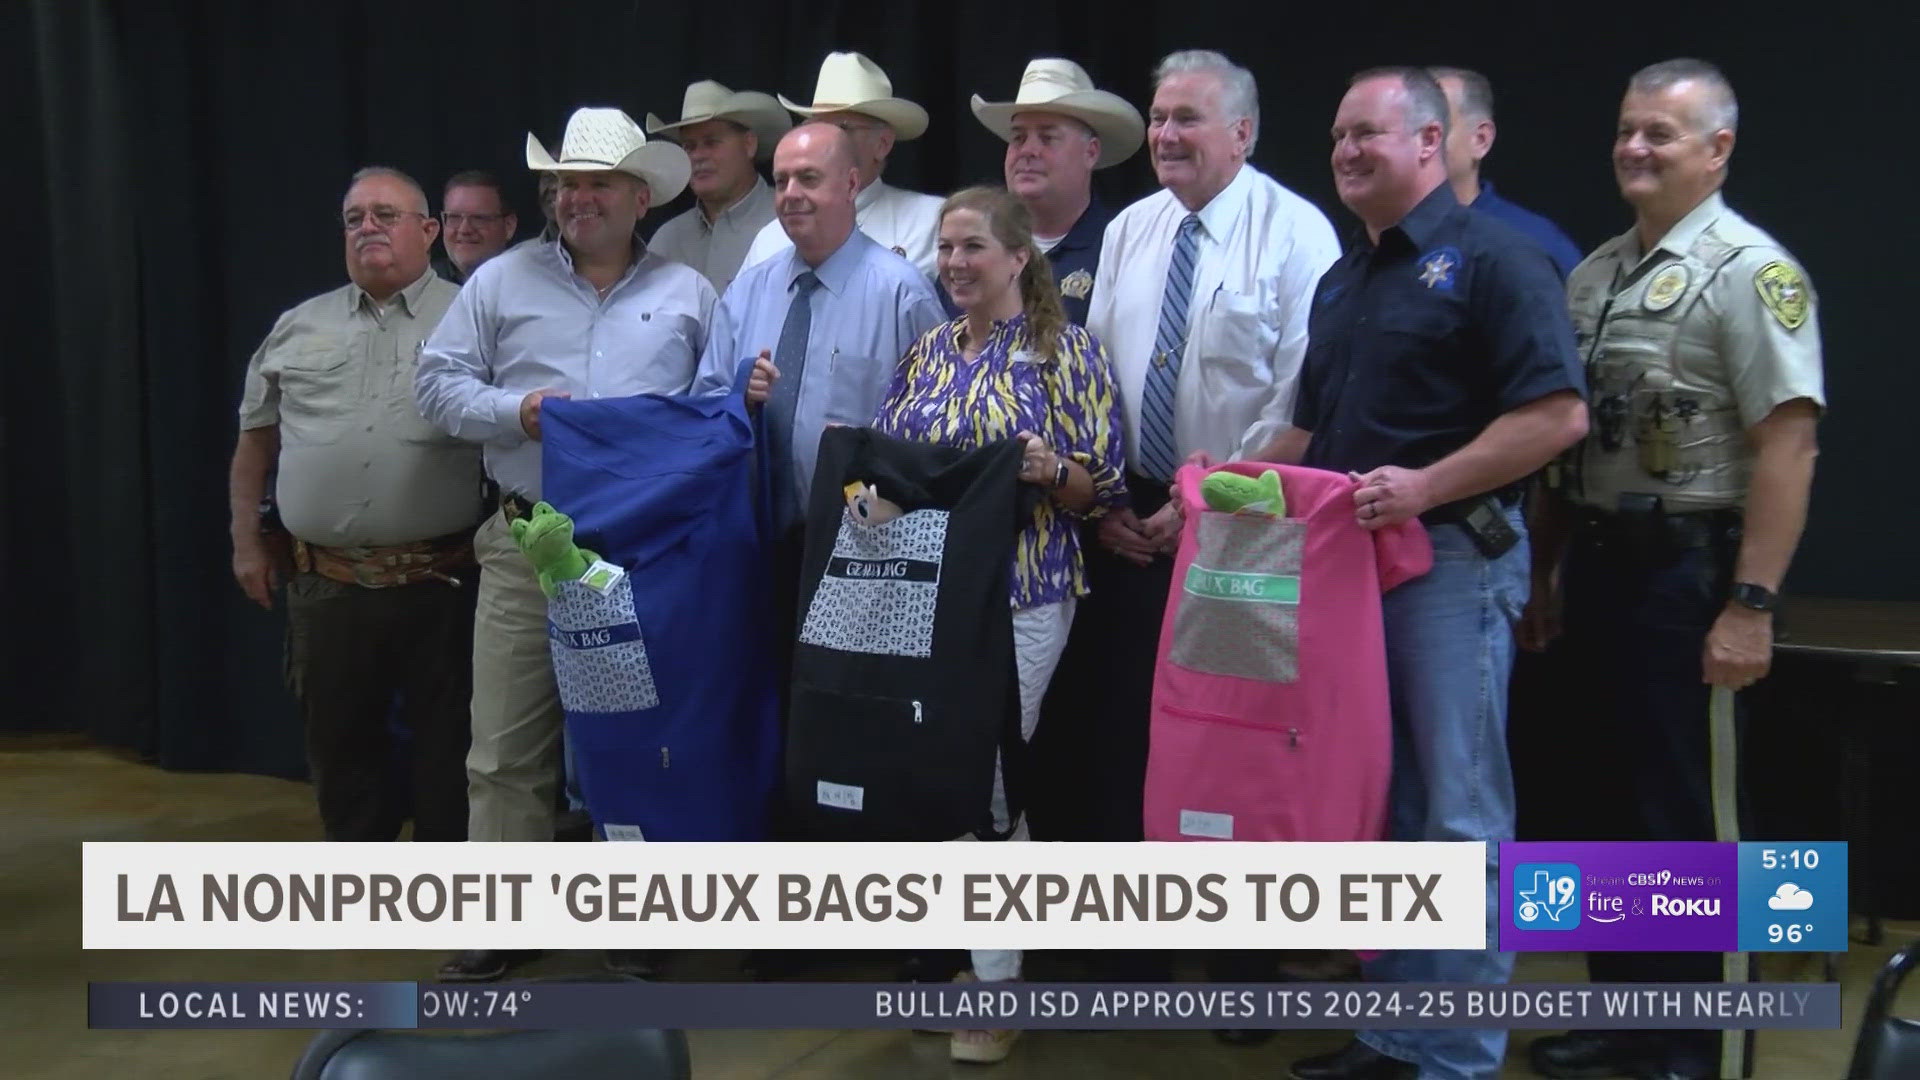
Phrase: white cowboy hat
[
  {"left": 525, "top": 107, "right": 690, "bottom": 206},
  {"left": 778, "top": 51, "right": 928, "bottom": 141},
  {"left": 646, "top": 81, "right": 792, "bottom": 162},
  {"left": 971, "top": 58, "right": 1145, "bottom": 169}
]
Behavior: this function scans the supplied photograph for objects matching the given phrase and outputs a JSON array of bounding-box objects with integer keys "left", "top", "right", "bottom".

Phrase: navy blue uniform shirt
[
  {"left": 1473, "top": 180, "right": 1583, "bottom": 279},
  {"left": 1045, "top": 196, "right": 1114, "bottom": 327},
  {"left": 1293, "top": 183, "right": 1584, "bottom": 516}
]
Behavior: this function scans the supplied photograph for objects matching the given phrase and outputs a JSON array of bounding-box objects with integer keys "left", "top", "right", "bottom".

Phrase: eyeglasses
[
  {"left": 340, "top": 207, "right": 428, "bottom": 231},
  {"left": 441, "top": 211, "right": 508, "bottom": 228}
]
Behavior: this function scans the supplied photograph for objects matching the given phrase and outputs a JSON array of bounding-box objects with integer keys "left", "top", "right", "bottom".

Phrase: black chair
[
  {"left": 1846, "top": 937, "right": 1920, "bottom": 1079},
  {"left": 290, "top": 1027, "right": 691, "bottom": 1080}
]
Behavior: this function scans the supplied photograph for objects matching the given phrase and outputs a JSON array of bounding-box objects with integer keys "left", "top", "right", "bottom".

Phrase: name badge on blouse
[{"left": 1011, "top": 348, "right": 1036, "bottom": 365}]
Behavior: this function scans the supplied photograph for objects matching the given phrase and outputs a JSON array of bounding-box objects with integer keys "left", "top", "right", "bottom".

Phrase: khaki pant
[{"left": 465, "top": 510, "right": 564, "bottom": 841}]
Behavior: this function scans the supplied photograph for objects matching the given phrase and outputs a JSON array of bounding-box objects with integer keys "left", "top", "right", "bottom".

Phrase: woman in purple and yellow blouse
[{"left": 871, "top": 185, "right": 1126, "bottom": 1064}]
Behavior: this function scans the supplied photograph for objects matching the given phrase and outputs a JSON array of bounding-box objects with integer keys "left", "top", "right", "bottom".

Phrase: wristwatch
[
  {"left": 1729, "top": 582, "right": 1778, "bottom": 612},
  {"left": 1053, "top": 460, "right": 1070, "bottom": 490}
]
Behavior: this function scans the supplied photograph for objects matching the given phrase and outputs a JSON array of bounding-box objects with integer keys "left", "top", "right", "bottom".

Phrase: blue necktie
[
  {"left": 1138, "top": 214, "right": 1202, "bottom": 481},
  {"left": 765, "top": 270, "right": 819, "bottom": 532}
]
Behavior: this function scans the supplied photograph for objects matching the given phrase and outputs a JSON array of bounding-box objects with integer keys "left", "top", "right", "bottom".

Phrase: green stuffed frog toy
[
  {"left": 1200, "top": 469, "right": 1287, "bottom": 517},
  {"left": 510, "top": 501, "right": 602, "bottom": 597}
]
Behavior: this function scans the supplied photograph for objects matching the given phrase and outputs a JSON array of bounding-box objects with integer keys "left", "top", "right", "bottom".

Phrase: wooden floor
[{"left": 4, "top": 742, "right": 1908, "bottom": 1079}]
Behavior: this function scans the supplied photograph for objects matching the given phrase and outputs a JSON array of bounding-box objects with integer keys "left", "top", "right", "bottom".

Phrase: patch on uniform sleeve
[
  {"left": 1417, "top": 247, "right": 1460, "bottom": 291},
  {"left": 1753, "top": 260, "right": 1809, "bottom": 330},
  {"left": 1059, "top": 268, "right": 1093, "bottom": 300}
]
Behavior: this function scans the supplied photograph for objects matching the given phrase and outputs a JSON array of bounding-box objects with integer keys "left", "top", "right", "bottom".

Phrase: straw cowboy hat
[
  {"left": 646, "top": 81, "right": 792, "bottom": 162},
  {"left": 971, "top": 58, "right": 1145, "bottom": 169},
  {"left": 525, "top": 107, "right": 690, "bottom": 205},
  {"left": 778, "top": 51, "right": 928, "bottom": 141}
]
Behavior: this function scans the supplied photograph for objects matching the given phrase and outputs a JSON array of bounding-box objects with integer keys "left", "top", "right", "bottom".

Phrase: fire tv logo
[{"left": 1511, "top": 863, "right": 1581, "bottom": 930}]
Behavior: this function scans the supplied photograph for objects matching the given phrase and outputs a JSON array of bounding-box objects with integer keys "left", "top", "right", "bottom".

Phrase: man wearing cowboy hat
[
  {"left": 971, "top": 57, "right": 1143, "bottom": 327},
  {"left": 647, "top": 80, "right": 791, "bottom": 293},
  {"left": 416, "top": 106, "right": 717, "bottom": 983},
  {"left": 740, "top": 51, "right": 944, "bottom": 279}
]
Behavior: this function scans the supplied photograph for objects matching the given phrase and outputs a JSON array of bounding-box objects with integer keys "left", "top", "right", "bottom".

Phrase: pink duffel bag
[{"left": 1143, "top": 461, "right": 1432, "bottom": 845}]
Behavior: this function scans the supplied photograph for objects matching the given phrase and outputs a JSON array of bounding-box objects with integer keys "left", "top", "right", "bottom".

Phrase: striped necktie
[{"left": 1138, "top": 213, "right": 1202, "bottom": 480}]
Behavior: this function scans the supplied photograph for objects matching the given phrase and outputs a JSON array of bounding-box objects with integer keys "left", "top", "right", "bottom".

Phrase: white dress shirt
[
  {"left": 648, "top": 177, "right": 776, "bottom": 295},
  {"left": 1087, "top": 164, "right": 1340, "bottom": 470},
  {"left": 414, "top": 239, "right": 718, "bottom": 500},
  {"left": 742, "top": 178, "right": 943, "bottom": 280}
]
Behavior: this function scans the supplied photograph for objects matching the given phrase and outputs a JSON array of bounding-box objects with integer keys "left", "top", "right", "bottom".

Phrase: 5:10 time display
[{"left": 1759, "top": 849, "right": 1821, "bottom": 871}]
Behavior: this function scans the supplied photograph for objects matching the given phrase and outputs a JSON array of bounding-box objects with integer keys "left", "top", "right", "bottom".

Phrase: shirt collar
[
  {"left": 855, "top": 178, "right": 890, "bottom": 213},
  {"left": 941, "top": 310, "right": 1028, "bottom": 353},
  {"left": 1054, "top": 196, "right": 1111, "bottom": 254},
  {"left": 554, "top": 237, "right": 649, "bottom": 294},
  {"left": 1472, "top": 179, "right": 1507, "bottom": 211},
  {"left": 1186, "top": 163, "right": 1254, "bottom": 243},
  {"left": 788, "top": 228, "right": 873, "bottom": 297},
  {"left": 703, "top": 177, "right": 771, "bottom": 229},
  {"left": 1640, "top": 190, "right": 1727, "bottom": 262},
  {"left": 1385, "top": 181, "right": 1462, "bottom": 251},
  {"left": 348, "top": 267, "right": 438, "bottom": 318}
]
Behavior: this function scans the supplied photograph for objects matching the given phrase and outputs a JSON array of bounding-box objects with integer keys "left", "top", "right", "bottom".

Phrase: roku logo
[{"left": 1650, "top": 894, "right": 1720, "bottom": 917}]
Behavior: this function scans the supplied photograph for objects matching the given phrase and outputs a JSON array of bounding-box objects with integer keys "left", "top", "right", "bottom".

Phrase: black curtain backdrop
[{"left": 9, "top": 0, "right": 1916, "bottom": 778}]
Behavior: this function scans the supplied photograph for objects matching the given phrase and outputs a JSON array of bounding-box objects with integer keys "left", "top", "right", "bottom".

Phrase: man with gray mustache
[{"left": 229, "top": 165, "right": 482, "bottom": 850}]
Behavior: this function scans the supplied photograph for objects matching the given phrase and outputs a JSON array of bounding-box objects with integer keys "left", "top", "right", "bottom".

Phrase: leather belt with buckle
[{"left": 293, "top": 532, "right": 476, "bottom": 589}]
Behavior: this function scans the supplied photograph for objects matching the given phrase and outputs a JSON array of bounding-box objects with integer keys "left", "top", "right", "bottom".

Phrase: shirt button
[{"left": 595, "top": 351, "right": 603, "bottom": 358}]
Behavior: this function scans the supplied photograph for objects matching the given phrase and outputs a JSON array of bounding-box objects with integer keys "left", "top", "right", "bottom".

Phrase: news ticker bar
[{"left": 88, "top": 981, "right": 1839, "bottom": 1031}]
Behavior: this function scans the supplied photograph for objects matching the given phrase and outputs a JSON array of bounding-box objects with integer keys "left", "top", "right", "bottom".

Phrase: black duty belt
[
  {"left": 1574, "top": 504, "right": 1742, "bottom": 551},
  {"left": 1422, "top": 484, "right": 1524, "bottom": 526}
]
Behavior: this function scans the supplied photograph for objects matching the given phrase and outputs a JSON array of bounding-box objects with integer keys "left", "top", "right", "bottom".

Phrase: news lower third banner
[
  {"left": 82, "top": 841, "right": 1845, "bottom": 953},
  {"left": 88, "top": 981, "right": 1840, "bottom": 1031},
  {"left": 83, "top": 842, "right": 1486, "bottom": 951}
]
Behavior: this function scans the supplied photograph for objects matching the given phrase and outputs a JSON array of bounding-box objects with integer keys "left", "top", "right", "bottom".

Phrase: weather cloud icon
[{"left": 1768, "top": 883, "right": 1814, "bottom": 911}]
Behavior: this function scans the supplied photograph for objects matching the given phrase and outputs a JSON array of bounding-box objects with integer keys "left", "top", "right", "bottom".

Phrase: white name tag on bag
[
  {"left": 580, "top": 559, "right": 626, "bottom": 595},
  {"left": 816, "top": 781, "right": 865, "bottom": 812},
  {"left": 1179, "top": 809, "right": 1234, "bottom": 839}
]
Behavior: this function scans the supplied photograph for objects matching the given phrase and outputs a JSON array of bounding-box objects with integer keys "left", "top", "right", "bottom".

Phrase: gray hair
[
  {"left": 1349, "top": 66, "right": 1450, "bottom": 142},
  {"left": 1428, "top": 66, "right": 1493, "bottom": 123},
  {"left": 1630, "top": 58, "right": 1738, "bottom": 134},
  {"left": 1153, "top": 49, "right": 1260, "bottom": 155},
  {"left": 346, "top": 165, "right": 430, "bottom": 214}
]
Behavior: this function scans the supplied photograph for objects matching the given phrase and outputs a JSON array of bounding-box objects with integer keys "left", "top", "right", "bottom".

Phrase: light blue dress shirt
[
  {"left": 415, "top": 239, "right": 718, "bottom": 500},
  {"left": 694, "top": 229, "right": 943, "bottom": 515}
]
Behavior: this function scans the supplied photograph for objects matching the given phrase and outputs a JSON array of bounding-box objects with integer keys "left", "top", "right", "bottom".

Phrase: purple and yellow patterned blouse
[{"left": 872, "top": 313, "right": 1128, "bottom": 609}]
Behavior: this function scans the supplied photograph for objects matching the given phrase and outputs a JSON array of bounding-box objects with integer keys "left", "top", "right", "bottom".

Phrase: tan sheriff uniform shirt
[
  {"left": 649, "top": 177, "right": 776, "bottom": 294},
  {"left": 1564, "top": 192, "right": 1825, "bottom": 511},
  {"left": 238, "top": 269, "right": 483, "bottom": 546}
]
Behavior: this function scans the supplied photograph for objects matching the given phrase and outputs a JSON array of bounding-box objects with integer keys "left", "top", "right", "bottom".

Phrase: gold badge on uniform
[
  {"left": 1059, "top": 268, "right": 1093, "bottom": 300},
  {"left": 1643, "top": 265, "right": 1689, "bottom": 311},
  {"left": 1754, "top": 260, "right": 1810, "bottom": 330}
]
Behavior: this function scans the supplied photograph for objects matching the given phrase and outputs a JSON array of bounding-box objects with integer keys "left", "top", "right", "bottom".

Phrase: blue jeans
[{"left": 1359, "top": 509, "right": 1528, "bottom": 1079}]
